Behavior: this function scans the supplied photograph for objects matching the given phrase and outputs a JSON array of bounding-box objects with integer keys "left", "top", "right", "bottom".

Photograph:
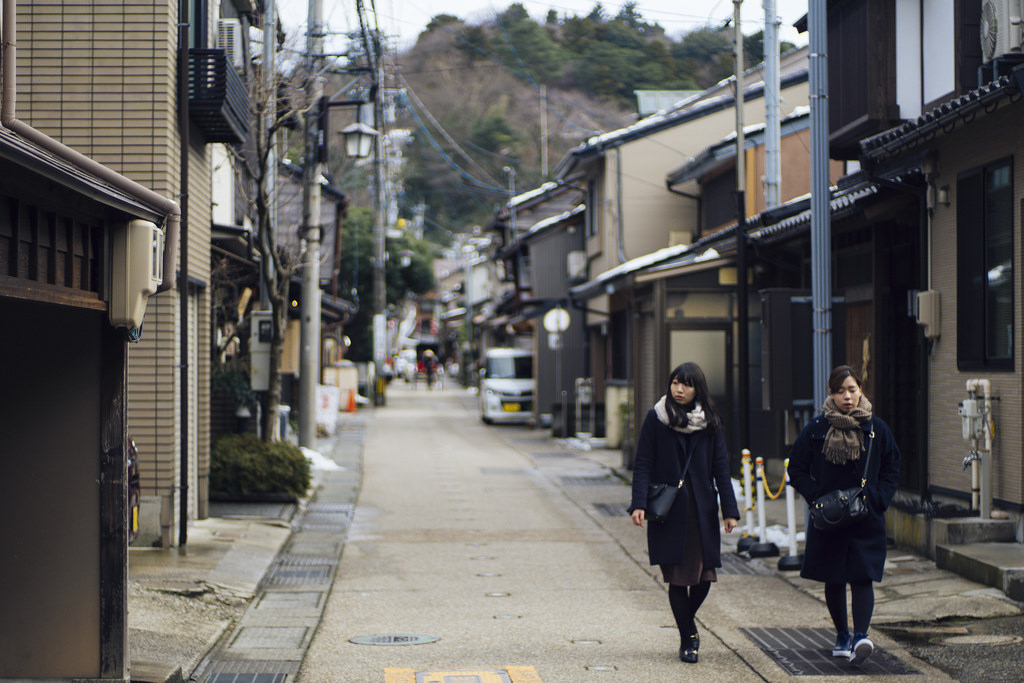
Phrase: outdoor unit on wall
[
  {"left": 110, "top": 219, "right": 165, "bottom": 337},
  {"left": 980, "top": 0, "right": 1024, "bottom": 62},
  {"left": 217, "top": 18, "right": 243, "bottom": 69}
]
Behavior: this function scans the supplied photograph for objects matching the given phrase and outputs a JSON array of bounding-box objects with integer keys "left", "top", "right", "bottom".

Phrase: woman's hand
[
  {"left": 723, "top": 517, "right": 738, "bottom": 533},
  {"left": 631, "top": 509, "right": 645, "bottom": 527}
]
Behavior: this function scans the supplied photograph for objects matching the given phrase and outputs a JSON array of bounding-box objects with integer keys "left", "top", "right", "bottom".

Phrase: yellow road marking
[{"left": 384, "top": 667, "right": 540, "bottom": 683}]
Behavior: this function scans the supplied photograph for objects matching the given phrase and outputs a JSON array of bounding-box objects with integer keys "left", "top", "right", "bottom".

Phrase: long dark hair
[{"left": 664, "top": 361, "right": 721, "bottom": 432}]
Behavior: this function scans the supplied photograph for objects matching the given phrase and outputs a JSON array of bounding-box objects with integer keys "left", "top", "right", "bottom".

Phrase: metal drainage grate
[
  {"left": 740, "top": 627, "right": 921, "bottom": 676},
  {"left": 561, "top": 475, "right": 620, "bottom": 486},
  {"left": 593, "top": 502, "right": 630, "bottom": 517},
  {"left": 263, "top": 564, "right": 333, "bottom": 586},
  {"left": 206, "top": 673, "right": 288, "bottom": 683},
  {"left": 349, "top": 633, "right": 440, "bottom": 646},
  {"left": 720, "top": 552, "right": 776, "bottom": 576},
  {"left": 274, "top": 554, "right": 337, "bottom": 566},
  {"left": 202, "top": 660, "right": 299, "bottom": 683}
]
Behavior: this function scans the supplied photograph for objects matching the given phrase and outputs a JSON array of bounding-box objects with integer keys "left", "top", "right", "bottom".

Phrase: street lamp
[{"left": 341, "top": 121, "right": 378, "bottom": 159}]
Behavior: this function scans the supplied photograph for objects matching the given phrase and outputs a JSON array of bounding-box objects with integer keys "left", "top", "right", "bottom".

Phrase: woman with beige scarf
[
  {"left": 787, "top": 365, "right": 901, "bottom": 665},
  {"left": 628, "top": 362, "right": 739, "bottom": 664}
]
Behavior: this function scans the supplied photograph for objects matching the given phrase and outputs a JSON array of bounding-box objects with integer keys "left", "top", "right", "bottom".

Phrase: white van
[{"left": 479, "top": 348, "right": 533, "bottom": 424}]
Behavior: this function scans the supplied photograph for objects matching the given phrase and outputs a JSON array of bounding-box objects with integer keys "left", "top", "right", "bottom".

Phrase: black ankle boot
[{"left": 679, "top": 634, "right": 699, "bottom": 663}]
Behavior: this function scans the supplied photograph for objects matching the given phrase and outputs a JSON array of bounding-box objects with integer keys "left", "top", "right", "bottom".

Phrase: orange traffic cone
[{"left": 346, "top": 387, "right": 357, "bottom": 413}]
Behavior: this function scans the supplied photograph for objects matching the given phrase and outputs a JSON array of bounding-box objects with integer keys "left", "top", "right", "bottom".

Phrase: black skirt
[{"left": 660, "top": 479, "right": 717, "bottom": 586}]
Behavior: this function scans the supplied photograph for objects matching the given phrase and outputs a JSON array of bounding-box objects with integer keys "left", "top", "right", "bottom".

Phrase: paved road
[{"left": 296, "top": 384, "right": 962, "bottom": 682}]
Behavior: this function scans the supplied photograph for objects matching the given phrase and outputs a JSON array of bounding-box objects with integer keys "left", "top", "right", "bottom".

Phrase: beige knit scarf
[
  {"left": 654, "top": 395, "right": 709, "bottom": 433},
  {"left": 822, "top": 395, "right": 873, "bottom": 465}
]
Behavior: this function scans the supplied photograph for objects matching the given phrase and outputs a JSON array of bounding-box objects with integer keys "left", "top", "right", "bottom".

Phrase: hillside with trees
[{"left": 390, "top": 2, "right": 794, "bottom": 237}]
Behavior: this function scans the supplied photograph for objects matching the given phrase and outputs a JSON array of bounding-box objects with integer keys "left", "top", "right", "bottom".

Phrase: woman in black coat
[
  {"left": 787, "top": 365, "right": 900, "bottom": 665},
  {"left": 629, "top": 362, "right": 739, "bottom": 664}
]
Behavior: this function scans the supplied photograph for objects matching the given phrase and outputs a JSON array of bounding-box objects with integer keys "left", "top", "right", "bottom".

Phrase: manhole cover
[{"left": 349, "top": 633, "right": 440, "bottom": 646}]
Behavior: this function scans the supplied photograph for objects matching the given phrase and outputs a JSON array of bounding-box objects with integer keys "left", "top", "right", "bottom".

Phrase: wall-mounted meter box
[
  {"left": 110, "top": 219, "right": 164, "bottom": 331},
  {"left": 250, "top": 310, "right": 272, "bottom": 391},
  {"left": 916, "top": 290, "right": 941, "bottom": 339}
]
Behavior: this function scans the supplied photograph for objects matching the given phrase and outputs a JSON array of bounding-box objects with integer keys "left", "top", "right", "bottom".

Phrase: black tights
[
  {"left": 668, "top": 582, "right": 711, "bottom": 642},
  {"left": 824, "top": 580, "right": 874, "bottom": 636}
]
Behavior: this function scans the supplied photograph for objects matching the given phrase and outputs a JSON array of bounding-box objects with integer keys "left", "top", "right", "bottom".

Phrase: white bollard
[
  {"left": 737, "top": 449, "right": 756, "bottom": 551},
  {"left": 748, "top": 456, "right": 779, "bottom": 558},
  {"left": 755, "top": 456, "right": 767, "bottom": 540},
  {"left": 778, "top": 458, "right": 803, "bottom": 570}
]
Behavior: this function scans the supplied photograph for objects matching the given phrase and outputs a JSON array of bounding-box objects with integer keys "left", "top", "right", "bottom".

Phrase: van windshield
[{"left": 487, "top": 355, "right": 532, "bottom": 379}]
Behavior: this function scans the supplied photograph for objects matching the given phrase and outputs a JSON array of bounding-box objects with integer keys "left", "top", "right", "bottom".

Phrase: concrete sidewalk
[{"left": 127, "top": 386, "right": 1023, "bottom": 681}]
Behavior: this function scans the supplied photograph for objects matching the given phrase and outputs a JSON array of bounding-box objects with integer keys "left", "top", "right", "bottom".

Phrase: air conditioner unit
[
  {"left": 217, "top": 18, "right": 243, "bottom": 69},
  {"left": 980, "top": 0, "right": 1024, "bottom": 62}
]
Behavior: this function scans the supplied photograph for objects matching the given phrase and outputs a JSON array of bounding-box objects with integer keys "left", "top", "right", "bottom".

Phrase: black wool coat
[
  {"left": 787, "top": 415, "right": 901, "bottom": 583},
  {"left": 628, "top": 408, "right": 740, "bottom": 567}
]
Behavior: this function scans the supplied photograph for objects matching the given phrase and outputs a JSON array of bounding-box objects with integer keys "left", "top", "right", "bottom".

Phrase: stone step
[
  {"left": 935, "top": 541, "right": 1024, "bottom": 602},
  {"left": 934, "top": 518, "right": 1016, "bottom": 545}
]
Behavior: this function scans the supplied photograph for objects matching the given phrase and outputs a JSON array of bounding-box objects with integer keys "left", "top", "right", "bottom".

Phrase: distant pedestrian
[
  {"left": 424, "top": 349, "right": 438, "bottom": 390},
  {"left": 628, "top": 361, "right": 739, "bottom": 664},
  {"left": 787, "top": 365, "right": 901, "bottom": 665}
]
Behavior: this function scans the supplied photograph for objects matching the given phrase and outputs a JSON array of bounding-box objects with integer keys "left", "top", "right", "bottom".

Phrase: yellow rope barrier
[{"left": 761, "top": 465, "right": 786, "bottom": 500}]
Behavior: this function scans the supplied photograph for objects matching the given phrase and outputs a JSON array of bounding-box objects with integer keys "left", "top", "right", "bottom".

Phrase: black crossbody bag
[
  {"left": 646, "top": 448, "right": 694, "bottom": 524},
  {"left": 809, "top": 427, "right": 875, "bottom": 532}
]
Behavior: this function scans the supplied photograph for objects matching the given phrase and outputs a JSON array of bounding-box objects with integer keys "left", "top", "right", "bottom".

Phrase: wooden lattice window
[{"left": 0, "top": 195, "right": 106, "bottom": 310}]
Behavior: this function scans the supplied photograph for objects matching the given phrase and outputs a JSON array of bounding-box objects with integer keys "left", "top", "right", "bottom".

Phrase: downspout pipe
[{"left": 1, "top": 0, "right": 180, "bottom": 292}]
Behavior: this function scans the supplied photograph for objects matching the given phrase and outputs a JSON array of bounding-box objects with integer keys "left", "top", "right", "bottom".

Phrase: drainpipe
[
  {"left": 1, "top": 0, "right": 180, "bottom": 292},
  {"left": 177, "top": 0, "right": 190, "bottom": 546},
  {"left": 615, "top": 147, "right": 626, "bottom": 264}
]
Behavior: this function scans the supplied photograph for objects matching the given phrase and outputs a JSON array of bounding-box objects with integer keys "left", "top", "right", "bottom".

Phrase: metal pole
[
  {"left": 372, "top": 39, "right": 387, "bottom": 405},
  {"left": 763, "top": 0, "right": 781, "bottom": 208},
  {"left": 299, "top": 0, "right": 324, "bottom": 445},
  {"left": 734, "top": 0, "right": 750, "bottom": 450},
  {"left": 809, "top": 0, "right": 832, "bottom": 409}
]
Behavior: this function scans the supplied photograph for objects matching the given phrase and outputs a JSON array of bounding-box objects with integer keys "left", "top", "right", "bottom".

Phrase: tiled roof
[{"left": 860, "top": 75, "right": 1017, "bottom": 161}]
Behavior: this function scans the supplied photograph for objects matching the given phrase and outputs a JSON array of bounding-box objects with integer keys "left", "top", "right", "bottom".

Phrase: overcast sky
[{"left": 282, "top": 0, "right": 810, "bottom": 51}]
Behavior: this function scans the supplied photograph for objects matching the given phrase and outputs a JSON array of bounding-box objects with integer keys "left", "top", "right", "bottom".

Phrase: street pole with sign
[{"left": 544, "top": 306, "right": 570, "bottom": 437}]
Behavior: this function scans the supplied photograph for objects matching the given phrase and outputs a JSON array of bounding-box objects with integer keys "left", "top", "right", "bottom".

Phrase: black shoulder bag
[
  {"left": 809, "top": 427, "right": 875, "bottom": 532},
  {"left": 646, "top": 448, "right": 694, "bottom": 524}
]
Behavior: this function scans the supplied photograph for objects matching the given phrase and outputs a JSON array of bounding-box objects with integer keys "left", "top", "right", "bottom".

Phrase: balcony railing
[{"left": 188, "top": 49, "right": 250, "bottom": 144}]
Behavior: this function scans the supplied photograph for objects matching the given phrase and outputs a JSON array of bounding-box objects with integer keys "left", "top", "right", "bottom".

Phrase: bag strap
[
  {"left": 859, "top": 426, "right": 875, "bottom": 489},
  {"left": 678, "top": 449, "right": 695, "bottom": 487}
]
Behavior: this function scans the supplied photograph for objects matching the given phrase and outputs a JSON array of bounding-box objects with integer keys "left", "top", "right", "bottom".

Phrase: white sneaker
[{"left": 849, "top": 636, "right": 874, "bottom": 664}]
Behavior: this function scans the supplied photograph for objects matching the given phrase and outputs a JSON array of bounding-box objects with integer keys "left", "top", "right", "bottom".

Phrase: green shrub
[{"left": 210, "top": 434, "right": 311, "bottom": 500}]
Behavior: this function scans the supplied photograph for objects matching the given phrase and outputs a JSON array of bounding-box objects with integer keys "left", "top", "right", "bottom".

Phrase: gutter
[{"left": 1, "top": 0, "right": 180, "bottom": 292}]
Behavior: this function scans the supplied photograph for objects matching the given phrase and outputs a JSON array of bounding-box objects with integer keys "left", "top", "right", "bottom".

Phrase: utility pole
[
  {"left": 540, "top": 85, "right": 548, "bottom": 178},
  {"left": 763, "top": 0, "right": 781, "bottom": 208},
  {"left": 734, "top": 0, "right": 750, "bottom": 450},
  {"left": 299, "top": 0, "right": 324, "bottom": 446},
  {"left": 809, "top": 0, "right": 832, "bottom": 409},
  {"left": 372, "top": 34, "right": 388, "bottom": 405}
]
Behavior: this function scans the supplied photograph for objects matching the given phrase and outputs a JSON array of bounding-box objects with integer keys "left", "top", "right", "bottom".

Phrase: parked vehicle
[{"left": 479, "top": 348, "right": 533, "bottom": 424}]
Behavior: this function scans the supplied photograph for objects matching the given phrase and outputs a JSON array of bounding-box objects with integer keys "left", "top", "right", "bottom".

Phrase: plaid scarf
[{"left": 822, "top": 395, "right": 873, "bottom": 465}]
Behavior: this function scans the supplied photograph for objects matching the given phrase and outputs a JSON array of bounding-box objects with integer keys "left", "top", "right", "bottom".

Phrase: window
[{"left": 957, "top": 158, "right": 1013, "bottom": 370}]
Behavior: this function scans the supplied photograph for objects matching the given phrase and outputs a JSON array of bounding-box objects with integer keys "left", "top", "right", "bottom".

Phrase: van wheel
[{"left": 481, "top": 415, "right": 493, "bottom": 425}]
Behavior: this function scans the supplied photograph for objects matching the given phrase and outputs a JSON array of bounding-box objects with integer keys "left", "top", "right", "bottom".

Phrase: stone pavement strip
[{"left": 189, "top": 419, "right": 365, "bottom": 683}]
